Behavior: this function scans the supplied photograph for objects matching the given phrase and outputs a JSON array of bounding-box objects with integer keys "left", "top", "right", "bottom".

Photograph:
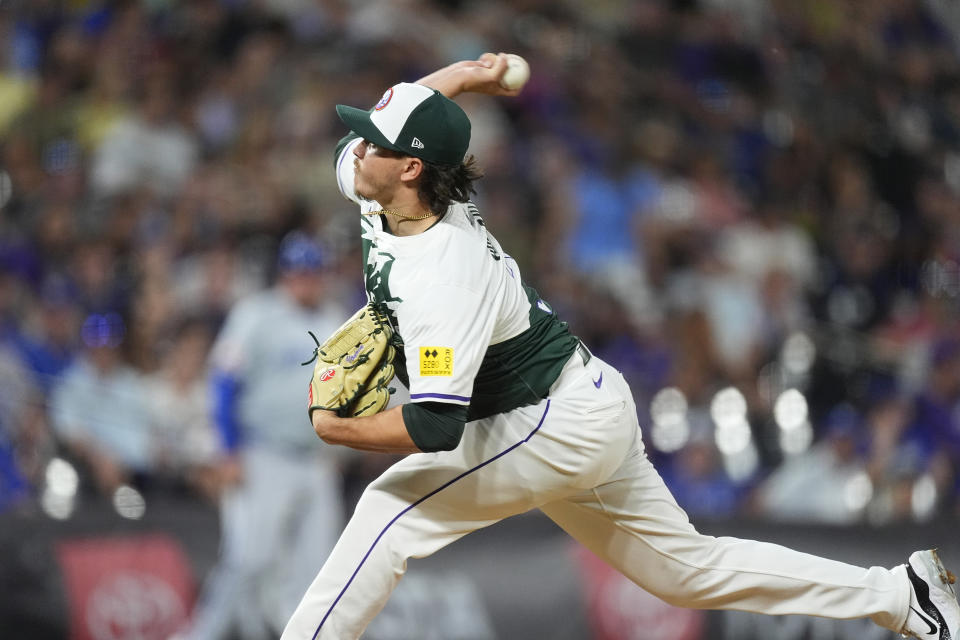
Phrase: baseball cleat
[{"left": 902, "top": 549, "right": 959, "bottom": 639}]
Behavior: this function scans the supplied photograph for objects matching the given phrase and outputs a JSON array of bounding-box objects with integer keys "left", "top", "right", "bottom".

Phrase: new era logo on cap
[{"left": 335, "top": 83, "right": 471, "bottom": 166}]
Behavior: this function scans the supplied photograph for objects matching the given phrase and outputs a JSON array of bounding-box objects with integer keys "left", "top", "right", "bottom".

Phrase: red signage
[
  {"left": 57, "top": 534, "right": 196, "bottom": 640},
  {"left": 573, "top": 544, "right": 705, "bottom": 640}
]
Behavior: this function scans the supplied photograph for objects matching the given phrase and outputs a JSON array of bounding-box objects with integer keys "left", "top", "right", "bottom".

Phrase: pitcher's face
[{"left": 353, "top": 140, "right": 407, "bottom": 204}]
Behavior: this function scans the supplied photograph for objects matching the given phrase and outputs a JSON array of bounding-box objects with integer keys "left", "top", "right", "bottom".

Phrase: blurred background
[{"left": 1, "top": 0, "right": 959, "bottom": 638}]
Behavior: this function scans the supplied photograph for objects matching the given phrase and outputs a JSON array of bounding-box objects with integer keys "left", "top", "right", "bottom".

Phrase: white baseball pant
[{"left": 282, "top": 352, "right": 910, "bottom": 639}]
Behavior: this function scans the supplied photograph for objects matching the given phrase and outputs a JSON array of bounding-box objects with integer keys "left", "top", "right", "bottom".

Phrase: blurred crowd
[{"left": 1, "top": 0, "right": 959, "bottom": 528}]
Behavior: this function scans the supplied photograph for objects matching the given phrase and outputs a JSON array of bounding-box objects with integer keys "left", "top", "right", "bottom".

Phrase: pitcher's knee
[
  {"left": 350, "top": 488, "right": 413, "bottom": 567},
  {"left": 654, "top": 589, "right": 692, "bottom": 608},
  {"left": 635, "top": 535, "right": 729, "bottom": 607}
]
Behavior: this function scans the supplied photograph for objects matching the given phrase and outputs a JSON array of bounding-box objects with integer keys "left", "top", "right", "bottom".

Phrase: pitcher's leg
[
  {"left": 281, "top": 475, "right": 475, "bottom": 640},
  {"left": 283, "top": 359, "right": 639, "bottom": 640},
  {"left": 540, "top": 448, "right": 910, "bottom": 632},
  {"left": 282, "top": 399, "right": 576, "bottom": 640}
]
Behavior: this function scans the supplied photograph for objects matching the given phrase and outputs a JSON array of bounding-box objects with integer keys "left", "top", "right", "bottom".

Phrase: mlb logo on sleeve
[{"left": 420, "top": 347, "right": 453, "bottom": 376}]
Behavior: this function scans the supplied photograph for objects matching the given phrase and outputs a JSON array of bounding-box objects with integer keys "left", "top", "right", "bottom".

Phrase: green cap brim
[{"left": 335, "top": 105, "right": 404, "bottom": 153}]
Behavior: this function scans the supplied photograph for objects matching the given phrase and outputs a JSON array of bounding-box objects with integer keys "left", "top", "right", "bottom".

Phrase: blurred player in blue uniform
[{"left": 185, "top": 231, "right": 348, "bottom": 640}]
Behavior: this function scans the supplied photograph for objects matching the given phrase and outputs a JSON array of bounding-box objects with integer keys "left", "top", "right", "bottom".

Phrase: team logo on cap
[{"left": 374, "top": 88, "right": 393, "bottom": 111}]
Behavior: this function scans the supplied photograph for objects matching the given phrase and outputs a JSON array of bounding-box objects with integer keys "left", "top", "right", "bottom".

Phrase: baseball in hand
[{"left": 500, "top": 54, "right": 530, "bottom": 91}]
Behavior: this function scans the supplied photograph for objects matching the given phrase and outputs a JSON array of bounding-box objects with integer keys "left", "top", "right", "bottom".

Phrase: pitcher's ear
[{"left": 400, "top": 156, "right": 424, "bottom": 183}]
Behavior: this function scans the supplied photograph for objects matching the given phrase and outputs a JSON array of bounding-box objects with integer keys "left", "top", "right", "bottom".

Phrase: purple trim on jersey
[
  {"left": 409, "top": 392, "right": 471, "bottom": 402},
  {"left": 312, "top": 399, "right": 552, "bottom": 638},
  {"left": 335, "top": 139, "right": 357, "bottom": 197}
]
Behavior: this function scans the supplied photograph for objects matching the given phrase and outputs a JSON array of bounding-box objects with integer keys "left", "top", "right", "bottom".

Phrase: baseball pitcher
[{"left": 282, "top": 54, "right": 959, "bottom": 640}]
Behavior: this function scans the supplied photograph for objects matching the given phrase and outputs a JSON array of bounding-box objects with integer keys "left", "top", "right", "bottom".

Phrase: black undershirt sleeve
[{"left": 402, "top": 401, "right": 469, "bottom": 452}]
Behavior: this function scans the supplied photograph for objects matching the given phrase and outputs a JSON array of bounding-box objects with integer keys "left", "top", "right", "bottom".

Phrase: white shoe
[{"left": 902, "top": 549, "right": 959, "bottom": 639}]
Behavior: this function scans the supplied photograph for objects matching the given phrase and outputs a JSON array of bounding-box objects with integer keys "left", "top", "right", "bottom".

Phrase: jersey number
[{"left": 467, "top": 203, "right": 501, "bottom": 262}]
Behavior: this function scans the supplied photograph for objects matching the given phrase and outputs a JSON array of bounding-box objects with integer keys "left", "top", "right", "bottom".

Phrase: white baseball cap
[{"left": 336, "top": 83, "right": 472, "bottom": 166}]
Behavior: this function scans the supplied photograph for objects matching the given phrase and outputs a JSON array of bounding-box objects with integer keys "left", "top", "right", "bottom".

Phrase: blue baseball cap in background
[
  {"left": 277, "top": 231, "right": 324, "bottom": 273},
  {"left": 823, "top": 403, "right": 862, "bottom": 440},
  {"left": 81, "top": 312, "right": 125, "bottom": 349}
]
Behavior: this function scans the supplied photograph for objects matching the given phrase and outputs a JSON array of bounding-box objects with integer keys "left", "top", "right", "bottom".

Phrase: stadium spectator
[
  {"left": 659, "top": 414, "right": 748, "bottom": 518},
  {"left": 48, "top": 312, "right": 151, "bottom": 495},
  {"left": 143, "top": 317, "right": 220, "bottom": 498},
  {"left": 15, "top": 275, "right": 80, "bottom": 390},
  {"left": 90, "top": 74, "right": 198, "bottom": 199},
  {"left": 757, "top": 404, "right": 871, "bottom": 524}
]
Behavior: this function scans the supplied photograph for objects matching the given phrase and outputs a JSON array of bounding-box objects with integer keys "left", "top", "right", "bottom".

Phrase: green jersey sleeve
[{"left": 402, "top": 401, "right": 468, "bottom": 452}]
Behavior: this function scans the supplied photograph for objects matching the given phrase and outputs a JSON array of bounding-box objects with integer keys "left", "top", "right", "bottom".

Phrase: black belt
[{"left": 576, "top": 340, "right": 592, "bottom": 366}]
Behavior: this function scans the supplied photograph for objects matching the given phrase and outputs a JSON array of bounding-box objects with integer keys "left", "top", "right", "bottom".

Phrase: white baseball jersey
[{"left": 336, "top": 135, "right": 578, "bottom": 419}]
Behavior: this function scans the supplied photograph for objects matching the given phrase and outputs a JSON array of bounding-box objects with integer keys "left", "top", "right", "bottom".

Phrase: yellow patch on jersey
[{"left": 419, "top": 347, "right": 454, "bottom": 377}]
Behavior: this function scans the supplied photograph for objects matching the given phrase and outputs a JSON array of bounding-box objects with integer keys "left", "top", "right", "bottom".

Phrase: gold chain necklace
[{"left": 363, "top": 209, "right": 435, "bottom": 221}]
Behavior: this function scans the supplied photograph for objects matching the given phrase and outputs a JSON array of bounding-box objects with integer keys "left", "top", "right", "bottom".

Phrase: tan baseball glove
[{"left": 305, "top": 304, "right": 396, "bottom": 418}]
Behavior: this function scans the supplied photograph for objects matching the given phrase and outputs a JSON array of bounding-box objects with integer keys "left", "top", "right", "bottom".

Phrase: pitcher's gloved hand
[{"left": 305, "top": 304, "right": 396, "bottom": 418}]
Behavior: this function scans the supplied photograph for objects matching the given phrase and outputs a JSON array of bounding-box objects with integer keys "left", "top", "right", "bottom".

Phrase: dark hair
[{"left": 417, "top": 155, "right": 483, "bottom": 216}]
